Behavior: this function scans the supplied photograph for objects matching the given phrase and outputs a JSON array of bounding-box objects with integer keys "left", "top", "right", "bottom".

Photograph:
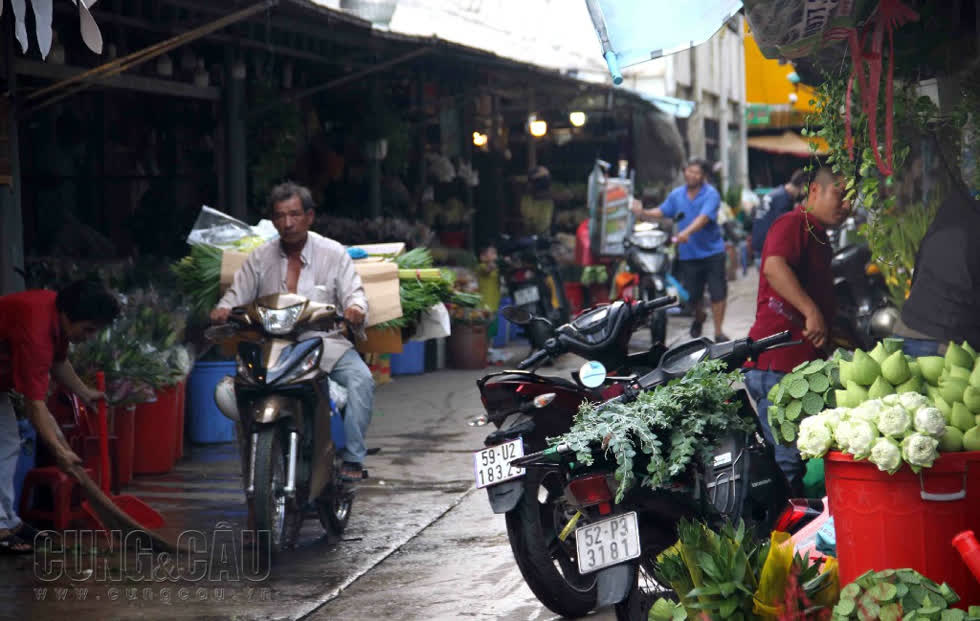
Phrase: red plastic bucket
[
  {"left": 112, "top": 405, "right": 135, "bottom": 487},
  {"left": 174, "top": 381, "right": 186, "bottom": 461},
  {"left": 825, "top": 450, "right": 980, "bottom": 606},
  {"left": 132, "top": 386, "right": 179, "bottom": 475}
]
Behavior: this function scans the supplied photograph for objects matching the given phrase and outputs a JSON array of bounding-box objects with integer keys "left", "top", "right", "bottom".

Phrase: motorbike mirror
[
  {"left": 501, "top": 306, "right": 533, "bottom": 326},
  {"left": 533, "top": 393, "right": 557, "bottom": 408},
  {"left": 578, "top": 361, "right": 607, "bottom": 388}
]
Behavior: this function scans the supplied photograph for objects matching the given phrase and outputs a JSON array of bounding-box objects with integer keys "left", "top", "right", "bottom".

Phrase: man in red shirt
[
  {"left": 0, "top": 279, "right": 120, "bottom": 553},
  {"left": 744, "top": 168, "right": 850, "bottom": 492}
]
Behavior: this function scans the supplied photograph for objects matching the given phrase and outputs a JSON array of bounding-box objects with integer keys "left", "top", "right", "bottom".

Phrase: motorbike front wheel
[
  {"left": 252, "top": 427, "right": 289, "bottom": 554},
  {"left": 504, "top": 469, "right": 597, "bottom": 618}
]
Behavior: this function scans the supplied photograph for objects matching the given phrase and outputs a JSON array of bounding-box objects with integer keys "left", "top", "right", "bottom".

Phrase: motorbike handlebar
[
  {"left": 750, "top": 331, "right": 793, "bottom": 356},
  {"left": 637, "top": 295, "right": 677, "bottom": 314},
  {"left": 517, "top": 342, "right": 556, "bottom": 370}
]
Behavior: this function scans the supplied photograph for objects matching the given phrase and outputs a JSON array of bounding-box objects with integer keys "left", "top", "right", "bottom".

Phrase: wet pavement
[{"left": 3, "top": 271, "right": 760, "bottom": 621}]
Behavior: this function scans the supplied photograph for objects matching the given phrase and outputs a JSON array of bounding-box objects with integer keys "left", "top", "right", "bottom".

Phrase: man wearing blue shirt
[{"left": 631, "top": 158, "right": 729, "bottom": 340}]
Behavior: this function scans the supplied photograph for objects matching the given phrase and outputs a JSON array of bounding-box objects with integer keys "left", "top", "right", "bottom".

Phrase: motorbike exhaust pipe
[
  {"left": 246, "top": 432, "right": 258, "bottom": 497},
  {"left": 284, "top": 431, "right": 299, "bottom": 498}
]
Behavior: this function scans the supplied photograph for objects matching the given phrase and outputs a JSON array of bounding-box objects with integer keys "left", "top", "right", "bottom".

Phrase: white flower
[
  {"left": 913, "top": 407, "right": 947, "bottom": 438},
  {"left": 850, "top": 399, "right": 885, "bottom": 425},
  {"left": 869, "top": 437, "right": 903, "bottom": 474},
  {"left": 798, "top": 416, "right": 834, "bottom": 459},
  {"left": 902, "top": 433, "right": 940, "bottom": 471},
  {"left": 845, "top": 419, "right": 879, "bottom": 460},
  {"left": 818, "top": 408, "right": 846, "bottom": 431},
  {"left": 877, "top": 405, "right": 913, "bottom": 438},
  {"left": 834, "top": 418, "right": 856, "bottom": 453},
  {"left": 882, "top": 394, "right": 902, "bottom": 407},
  {"left": 899, "top": 392, "right": 931, "bottom": 413}
]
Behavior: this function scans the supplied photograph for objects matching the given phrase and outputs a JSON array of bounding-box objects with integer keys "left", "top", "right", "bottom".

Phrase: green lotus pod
[
  {"left": 965, "top": 385, "right": 980, "bottom": 414},
  {"left": 964, "top": 341, "right": 978, "bottom": 359},
  {"left": 953, "top": 401, "right": 976, "bottom": 432},
  {"left": 846, "top": 380, "right": 869, "bottom": 404},
  {"left": 851, "top": 350, "right": 881, "bottom": 386},
  {"left": 882, "top": 337, "right": 905, "bottom": 355},
  {"left": 950, "top": 366, "right": 972, "bottom": 382},
  {"left": 925, "top": 383, "right": 942, "bottom": 402},
  {"left": 941, "top": 377, "right": 969, "bottom": 404},
  {"left": 881, "top": 351, "right": 911, "bottom": 386},
  {"left": 963, "top": 426, "right": 980, "bottom": 452},
  {"left": 918, "top": 356, "right": 946, "bottom": 385},
  {"left": 896, "top": 376, "right": 923, "bottom": 394},
  {"left": 869, "top": 342, "right": 888, "bottom": 364},
  {"left": 868, "top": 376, "right": 894, "bottom": 400},
  {"left": 940, "top": 426, "right": 964, "bottom": 452},
  {"left": 946, "top": 341, "right": 975, "bottom": 369},
  {"left": 835, "top": 389, "right": 853, "bottom": 409}
]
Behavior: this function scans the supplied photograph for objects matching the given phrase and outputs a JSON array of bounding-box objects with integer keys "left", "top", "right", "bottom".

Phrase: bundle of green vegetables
[
  {"left": 552, "top": 359, "right": 749, "bottom": 502},
  {"left": 171, "top": 244, "right": 223, "bottom": 315},
  {"left": 375, "top": 248, "right": 481, "bottom": 330}
]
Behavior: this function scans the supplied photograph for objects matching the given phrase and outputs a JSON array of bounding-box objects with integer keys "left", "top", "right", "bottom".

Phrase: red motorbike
[{"left": 471, "top": 296, "right": 675, "bottom": 618}]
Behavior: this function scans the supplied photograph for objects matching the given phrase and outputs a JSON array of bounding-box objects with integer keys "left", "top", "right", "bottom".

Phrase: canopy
[
  {"left": 747, "top": 131, "right": 830, "bottom": 158},
  {"left": 585, "top": 0, "right": 743, "bottom": 83}
]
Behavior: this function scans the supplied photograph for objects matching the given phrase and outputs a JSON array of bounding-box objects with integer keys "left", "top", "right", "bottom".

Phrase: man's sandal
[{"left": 0, "top": 532, "right": 33, "bottom": 555}]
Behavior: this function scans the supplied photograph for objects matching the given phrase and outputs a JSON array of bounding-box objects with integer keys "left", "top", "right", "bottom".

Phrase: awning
[
  {"left": 747, "top": 131, "right": 829, "bottom": 158},
  {"left": 585, "top": 0, "right": 743, "bottom": 84}
]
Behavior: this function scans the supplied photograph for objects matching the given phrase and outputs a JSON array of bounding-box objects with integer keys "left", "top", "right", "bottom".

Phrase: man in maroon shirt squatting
[
  {"left": 0, "top": 279, "right": 120, "bottom": 553},
  {"left": 744, "top": 168, "right": 850, "bottom": 493}
]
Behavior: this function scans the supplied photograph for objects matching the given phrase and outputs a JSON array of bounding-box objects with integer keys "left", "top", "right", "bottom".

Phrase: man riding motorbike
[{"left": 210, "top": 181, "right": 374, "bottom": 483}]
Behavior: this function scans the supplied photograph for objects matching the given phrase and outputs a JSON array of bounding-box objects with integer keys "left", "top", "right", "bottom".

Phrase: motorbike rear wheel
[
  {"left": 317, "top": 486, "right": 353, "bottom": 538},
  {"left": 504, "top": 469, "right": 597, "bottom": 617},
  {"left": 252, "top": 427, "right": 288, "bottom": 554},
  {"left": 614, "top": 529, "right": 677, "bottom": 620}
]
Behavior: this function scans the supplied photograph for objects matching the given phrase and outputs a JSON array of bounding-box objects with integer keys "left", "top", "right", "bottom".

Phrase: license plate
[
  {"left": 575, "top": 512, "right": 642, "bottom": 574},
  {"left": 513, "top": 286, "right": 540, "bottom": 306},
  {"left": 473, "top": 438, "right": 525, "bottom": 489}
]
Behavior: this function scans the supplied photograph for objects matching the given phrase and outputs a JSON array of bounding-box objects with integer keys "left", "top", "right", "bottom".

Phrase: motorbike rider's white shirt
[{"left": 216, "top": 231, "right": 369, "bottom": 372}]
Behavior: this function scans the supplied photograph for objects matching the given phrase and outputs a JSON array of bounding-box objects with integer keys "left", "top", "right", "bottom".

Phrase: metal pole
[{"left": 1, "top": 24, "right": 25, "bottom": 294}]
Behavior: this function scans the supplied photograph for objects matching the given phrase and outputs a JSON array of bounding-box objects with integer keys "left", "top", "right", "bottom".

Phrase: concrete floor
[{"left": 2, "top": 271, "right": 761, "bottom": 621}]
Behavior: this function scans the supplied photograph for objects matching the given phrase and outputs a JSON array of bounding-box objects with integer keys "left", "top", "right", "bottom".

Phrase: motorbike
[
  {"left": 830, "top": 216, "right": 900, "bottom": 350},
  {"left": 498, "top": 233, "right": 571, "bottom": 350},
  {"left": 206, "top": 293, "right": 356, "bottom": 556},
  {"left": 512, "top": 332, "right": 825, "bottom": 620},
  {"left": 472, "top": 296, "right": 676, "bottom": 618},
  {"left": 621, "top": 221, "right": 672, "bottom": 347}
]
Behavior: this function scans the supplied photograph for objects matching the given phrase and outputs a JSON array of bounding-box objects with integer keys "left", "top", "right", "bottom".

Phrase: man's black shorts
[{"left": 678, "top": 252, "right": 728, "bottom": 304}]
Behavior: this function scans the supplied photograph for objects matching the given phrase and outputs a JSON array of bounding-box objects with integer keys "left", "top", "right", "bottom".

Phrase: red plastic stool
[{"left": 19, "top": 466, "right": 97, "bottom": 530}]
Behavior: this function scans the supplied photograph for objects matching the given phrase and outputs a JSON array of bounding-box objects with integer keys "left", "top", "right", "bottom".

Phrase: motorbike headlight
[
  {"left": 637, "top": 252, "right": 666, "bottom": 274},
  {"left": 258, "top": 303, "right": 304, "bottom": 335}
]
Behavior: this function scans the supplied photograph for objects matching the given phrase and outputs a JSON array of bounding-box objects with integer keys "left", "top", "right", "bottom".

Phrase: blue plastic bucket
[
  {"left": 495, "top": 297, "right": 517, "bottom": 346},
  {"left": 13, "top": 418, "right": 36, "bottom": 508},
  {"left": 187, "top": 361, "right": 237, "bottom": 444},
  {"left": 390, "top": 340, "right": 425, "bottom": 376}
]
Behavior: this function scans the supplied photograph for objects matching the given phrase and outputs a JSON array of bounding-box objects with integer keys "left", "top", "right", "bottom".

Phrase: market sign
[{"left": 746, "top": 104, "right": 771, "bottom": 126}]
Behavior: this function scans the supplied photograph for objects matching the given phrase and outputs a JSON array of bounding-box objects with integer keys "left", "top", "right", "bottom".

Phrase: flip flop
[
  {"left": 340, "top": 462, "right": 363, "bottom": 482},
  {"left": 0, "top": 532, "right": 33, "bottom": 555},
  {"left": 14, "top": 522, "right": 42, "bottom": 542}
]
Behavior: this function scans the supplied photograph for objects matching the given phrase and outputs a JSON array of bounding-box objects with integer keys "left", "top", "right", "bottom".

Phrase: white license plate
[
  {"left": 473, "top": 438, "right": 525, "bottom": 489},
  {"left": 575, "top": 512, "right": 642, "bottom": 574},
  {"left": 513, "top": 286, "right": 540, "bottom": 306}
]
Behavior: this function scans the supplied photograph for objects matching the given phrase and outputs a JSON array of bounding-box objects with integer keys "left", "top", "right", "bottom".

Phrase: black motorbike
[
  {"left": 623, "top": 222, "right": 672, "bottom": 347},
  {"left": 513, "top": 332, "right": 824, "bottom": 619},
  {"left": 472, "top": 296, "right": 676, "bottom": 618},
  {"left": 498, "top": 234, "right": 571, "bottom": 350}
]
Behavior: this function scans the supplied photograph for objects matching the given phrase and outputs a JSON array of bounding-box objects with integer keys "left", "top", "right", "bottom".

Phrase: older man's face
[{"left": 272, "top": 195, "right": 313, "bottom": 245}]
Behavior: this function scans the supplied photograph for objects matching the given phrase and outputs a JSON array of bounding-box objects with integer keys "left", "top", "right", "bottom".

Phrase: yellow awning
[{"left": 747, "top": 131, "right": 829, "bottom": 158}]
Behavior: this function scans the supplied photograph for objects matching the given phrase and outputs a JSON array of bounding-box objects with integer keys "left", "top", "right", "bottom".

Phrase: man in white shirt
[{"left": 211, "top": 182, "right": 373, "bottom": 481}]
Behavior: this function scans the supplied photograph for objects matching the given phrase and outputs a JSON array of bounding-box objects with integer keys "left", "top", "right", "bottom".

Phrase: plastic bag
[
  {"left": 742, "top": 0, "right": 877, "bottom": 60},
  {"left": 186, "top": 206, "right": 278, "bottom": 250},
  {"left": 411, "top": 303, "right": 451, "bottom": 342},
  {"left": 753, "top": 530, "right": 796, "bottom": 619}
]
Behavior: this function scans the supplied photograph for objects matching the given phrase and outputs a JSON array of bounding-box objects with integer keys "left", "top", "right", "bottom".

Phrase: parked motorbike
[
  {"left": 206, "top": 293, "right": 356, "bottom": 556},
  {"left": 472, "top": 296, "right": 676, "bottom": 617},
  {"left": 622, "top": 222, "right": 672, "bottom": 347},
  {"left": 498, "top": 234, "right": 571, "bottom": 349},
  {"left": 512, "top": 332, "right": 825, "bottom": 619},
  {"left": 830, "top": 216, "right": 899, "bottom": 350}
]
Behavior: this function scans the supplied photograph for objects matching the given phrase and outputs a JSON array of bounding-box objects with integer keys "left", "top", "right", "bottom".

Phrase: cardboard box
[
  {"left": 353, "top": 259, "right": 403, "bottom": 327},
  {"left": 355, "top": 327, "right": 403, "bottom": 354},
  {"left": 218, "top": 250, "right": 404, "bottom": 329}
]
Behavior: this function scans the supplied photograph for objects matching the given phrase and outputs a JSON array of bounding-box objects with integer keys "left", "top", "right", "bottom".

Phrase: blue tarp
[{"left": 585, "top": 0, "right": 743, "bottom": 84}]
